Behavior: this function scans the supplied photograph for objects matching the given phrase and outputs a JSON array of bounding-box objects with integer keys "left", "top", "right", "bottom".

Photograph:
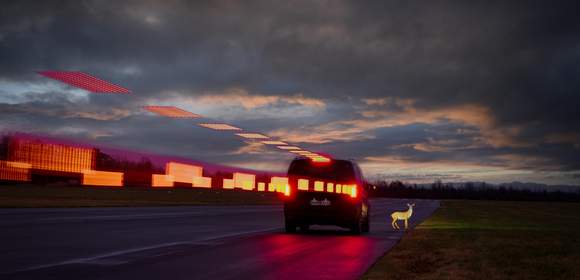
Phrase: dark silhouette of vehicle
[{"left": 283, "top": 158, "right": 370, "bottom": 234}]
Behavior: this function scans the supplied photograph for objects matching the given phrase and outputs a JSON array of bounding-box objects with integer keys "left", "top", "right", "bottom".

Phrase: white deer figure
[{"left": 391, "top": 203, "right": 415, "bottom": 230}]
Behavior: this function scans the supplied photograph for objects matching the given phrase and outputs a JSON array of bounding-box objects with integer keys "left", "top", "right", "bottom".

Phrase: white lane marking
[
  {"left": 40, "top": 212, "right": 201, "bottom": 221},
  {"left": 6, "top": 199, "right": 440, "bottom": 274},
  {"left": 38, "top": 208, "right": 282, "bottom": 222},
  {"left": 0, "top": 205, "right": 282, "bottom": 217},
  {"left": 8, "top": 227, "right": 279, "bottom": 274}
]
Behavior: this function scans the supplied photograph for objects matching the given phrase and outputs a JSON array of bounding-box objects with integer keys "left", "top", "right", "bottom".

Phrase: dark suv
[{"left": 283, "top": 157, "right": 370, "bottom": 234}]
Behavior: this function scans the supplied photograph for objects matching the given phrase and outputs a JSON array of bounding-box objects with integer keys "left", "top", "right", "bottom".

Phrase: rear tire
[
  {"left": 362, "top": 217, "right": 370, "bottom": 233},
  {"left": 285, "top": 219, "right": 296, "bottom": 233},
  {"left": 350, "top": 217, "right": 362, "bottom": 235}
]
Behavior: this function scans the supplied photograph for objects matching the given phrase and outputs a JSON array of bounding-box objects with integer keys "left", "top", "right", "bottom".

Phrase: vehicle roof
[
  {"left": 288, "top": 157, "right": 363, "bottom": 182},
  {"left": 290, "top": 157, "right": 355, "bottom": 164}
]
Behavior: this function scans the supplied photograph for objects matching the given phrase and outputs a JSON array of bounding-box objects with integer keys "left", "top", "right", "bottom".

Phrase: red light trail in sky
[
  {"left": 36, "top": 70, "right": 332, "bottom": 164},
  {"left": 38, "top": 71, "right": 131, "bottom": 94}
]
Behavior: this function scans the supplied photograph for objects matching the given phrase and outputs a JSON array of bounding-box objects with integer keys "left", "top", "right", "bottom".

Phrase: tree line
[{"left": 368, "top": 180, "right": 580, "bottom": 202}]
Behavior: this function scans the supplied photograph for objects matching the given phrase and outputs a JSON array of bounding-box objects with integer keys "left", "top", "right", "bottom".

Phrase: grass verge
[
  {"left": 0, "top": 184, "right": 281, "bottom": 207},
  {"left": 363, "top": 200, "right": 580, "bottom": 280}
]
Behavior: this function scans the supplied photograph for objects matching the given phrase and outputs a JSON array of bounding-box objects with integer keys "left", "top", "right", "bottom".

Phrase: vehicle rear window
[{"left": 287, "top": 159, "right": 355, "bottom": 182}]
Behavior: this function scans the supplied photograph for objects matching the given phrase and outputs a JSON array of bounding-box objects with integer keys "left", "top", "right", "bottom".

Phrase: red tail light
[
  {"left": 284, "top": 184, "right": 291, "bottom": 196},
  {"left": 349, "top": 184, "right": 358, "bottom": 199}
]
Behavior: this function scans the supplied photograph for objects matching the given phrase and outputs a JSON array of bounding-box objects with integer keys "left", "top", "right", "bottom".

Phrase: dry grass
[{"left": 363, "top": 200, "right": 580, "bottom": 280}]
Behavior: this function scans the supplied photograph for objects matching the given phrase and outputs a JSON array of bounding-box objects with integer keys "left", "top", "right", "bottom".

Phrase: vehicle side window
[
  {"left": 353, "top": 163, "right": 363, "bottom": 181},
  {"left": 353, "top": 163, "right": 369, "bottom": 192},
  {"left": 359, "top": 166, "right": 365, "bottom": 181}
]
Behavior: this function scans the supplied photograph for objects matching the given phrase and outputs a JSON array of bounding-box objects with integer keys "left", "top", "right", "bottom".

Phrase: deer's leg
[
  {"left": 391, "top": 217, "right": 397, "bottom": 229},
  {"left": 404, "top": 219, "right": 408, "bottom": 229}
]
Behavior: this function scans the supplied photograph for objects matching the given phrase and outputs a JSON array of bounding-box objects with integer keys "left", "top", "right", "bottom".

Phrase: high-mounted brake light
[{"left": 310, "top": 156, "right": 331, "bottom": 163}]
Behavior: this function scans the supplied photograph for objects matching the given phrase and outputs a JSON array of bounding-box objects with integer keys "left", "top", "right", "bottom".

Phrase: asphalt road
[{"left": 0, "top": 198, "right": 440, "bottom": 280}]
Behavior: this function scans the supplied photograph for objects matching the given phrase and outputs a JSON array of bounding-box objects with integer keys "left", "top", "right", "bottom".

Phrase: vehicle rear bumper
[{"left": 284, "top": 203, "right": 360, "bottom": 228}]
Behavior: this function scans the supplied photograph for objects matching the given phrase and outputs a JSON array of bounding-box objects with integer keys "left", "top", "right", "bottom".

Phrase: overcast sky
[{"left": 1, "top": 0, "right": 579, "bottom": 185}]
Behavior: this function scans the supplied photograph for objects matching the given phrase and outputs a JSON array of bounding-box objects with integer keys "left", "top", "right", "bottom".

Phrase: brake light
[
  {"left": 297, "top": 179, "right": 309, "bottom": 190},
  {"left": 314, "top": 181, "right": 324, "bottom": 192},
  {"left": 284, "top": 184, "right": 291, "bottom": 196},
  {"left": 326, "top": 182, "right": 334, "bottom": 193},
  {"left": 349, "top": 184, "right": 357, "bottom": 198}
]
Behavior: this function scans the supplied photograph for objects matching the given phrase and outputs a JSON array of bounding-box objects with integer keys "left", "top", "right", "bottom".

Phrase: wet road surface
[{"left": 0, "top": 198, "right": 440, "bottom": 280}]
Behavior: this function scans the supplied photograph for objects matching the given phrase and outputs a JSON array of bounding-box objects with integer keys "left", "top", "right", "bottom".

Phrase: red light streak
[
  {"left": 290, "top": 150, "right": 317, "bottom": 156},
  {"left": 0, "top": 135, "right": 347, "bottom": 199},
  {"left": 151, "top": 162, "right": 212, "bottom": 188},
  {"left": 0, "top": 160, "right": 31, "bottom": 182},
  {"left": 38, "top": 71, "right": 131, "bottom": 94},
  {"left": 166, "top": 162, "right": 202, "bottom": 184},
  {"left": 222, "top": 172, "right": 257, "bottom": 190},
  {"left": 8, "top": 138, "right": 95, "bottom": 173},
  {"left": 300, "top": 154, "right": 319, "bottom": 158},
  {"left": 152, "top": 174, "right": 174, "bottom": 187},
  {"left": 277, "top": 146, "right": 301, "bottom": 150},
  {"left": 269, "top": 176, "right": 289, "bottom": 193},
  {"left": 198, "top": 123, "right": 241, "bottom": 131},
  {"left": 233, "top": 172, "right": 256, "bottom": 190},
  {"left": 193, "top": 176, "right": 212, "bottom": 188},
  {"left": 261, "top": 141, "right": 288, "bottom": 145},
  {"left": 223, "top": 178, "right": 235, "bottom": 189},
  {"left": 144, "top": 106, "right": 201, "bottom": 119},
  {"left": 82, "top": 170, "right": 123, "bottom": 186},
  {"left": 235, "top": 133, "right": 270, "bottom": 139}
]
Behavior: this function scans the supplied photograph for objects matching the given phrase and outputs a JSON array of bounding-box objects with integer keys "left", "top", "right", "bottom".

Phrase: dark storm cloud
[
  {"left": 1, "top": 0, "right": 579, "bottom": 183},
  {"left": 0, "top": 99, "right": 272, "bottom": 164}
]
